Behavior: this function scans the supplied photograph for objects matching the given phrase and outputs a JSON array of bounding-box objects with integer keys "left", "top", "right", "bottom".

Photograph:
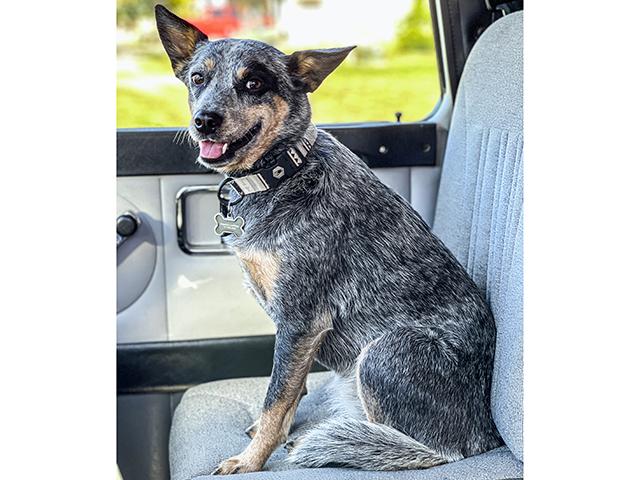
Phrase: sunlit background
[{"left": 117, "top": 0, "right": 440, "bottom": 127}]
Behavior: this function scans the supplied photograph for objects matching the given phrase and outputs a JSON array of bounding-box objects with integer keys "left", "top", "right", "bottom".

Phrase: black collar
[{"left": 217, "top": 123, "right": 318, "bottom": 218}]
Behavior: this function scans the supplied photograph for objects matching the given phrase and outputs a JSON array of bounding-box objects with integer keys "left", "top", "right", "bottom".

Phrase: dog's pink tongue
[{"left": 199, "top": 141, "right": 225, "bottom": 160}]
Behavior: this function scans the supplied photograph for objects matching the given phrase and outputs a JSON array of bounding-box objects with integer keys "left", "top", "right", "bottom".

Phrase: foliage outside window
[{"left": 117, "top": 0, "right": 440, "bottom": 127}]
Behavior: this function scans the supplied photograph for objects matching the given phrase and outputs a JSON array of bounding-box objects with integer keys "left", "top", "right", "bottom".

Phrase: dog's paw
[
  {"left": 212, "top": 456, "right": 261, "bottom": 476},
  {"left": 244, "top": 420, "right": 259, "bottom": 439}
]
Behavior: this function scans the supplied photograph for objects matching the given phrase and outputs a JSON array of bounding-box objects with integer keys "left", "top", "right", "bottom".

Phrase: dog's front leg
[
  {"left": 214, "top": 326, "right": 329, "bottom": 475},
  {"left": 244, "top": 382, "right": 307, "bottom": 440}
]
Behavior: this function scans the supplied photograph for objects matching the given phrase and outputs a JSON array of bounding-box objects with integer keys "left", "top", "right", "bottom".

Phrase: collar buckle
[{"left": 214, "top": 123, "right": 318, "bottom": 237}]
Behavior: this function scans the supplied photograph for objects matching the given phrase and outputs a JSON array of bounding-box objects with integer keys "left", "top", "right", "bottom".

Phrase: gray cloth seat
[
  {"left": 170, "top": 11, "right": 523, "bottom": 480},
  {"left": 171, "top": 373, "right": 523, "bottom": 480}
]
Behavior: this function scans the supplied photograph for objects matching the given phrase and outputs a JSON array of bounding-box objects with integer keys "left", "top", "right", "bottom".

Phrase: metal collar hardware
[{"left": 214, "top": 123, "right": 318, "bottom": 237}]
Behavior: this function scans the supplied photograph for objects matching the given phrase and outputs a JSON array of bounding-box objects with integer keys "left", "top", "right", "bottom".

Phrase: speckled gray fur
[
  {"left": 227, "top": 131, "right": 503, "bottom": 466},
  {"left": 156, "top": 4, "right": 502, "bottom": 473}
]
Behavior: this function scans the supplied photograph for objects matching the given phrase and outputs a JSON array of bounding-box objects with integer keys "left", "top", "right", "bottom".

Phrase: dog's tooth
[{"left": 222, "top": 143, "right": 228, "bottom": 154}]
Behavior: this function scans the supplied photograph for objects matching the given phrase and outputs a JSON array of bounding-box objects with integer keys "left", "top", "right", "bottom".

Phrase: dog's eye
[
  {"left": 245, "top": 78, "right": 263, "bottom": 92},
  {"left": 191, "top": 73, "right": 204, "bottom": 86}
]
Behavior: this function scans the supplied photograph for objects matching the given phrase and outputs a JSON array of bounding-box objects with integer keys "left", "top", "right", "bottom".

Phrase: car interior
[{"left": 117, "top": 1, "right": 524, "bottom": 479}]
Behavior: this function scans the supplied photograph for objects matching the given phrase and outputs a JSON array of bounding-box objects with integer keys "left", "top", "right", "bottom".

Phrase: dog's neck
[
  {"left": 216, "top": 123, "right": 317, "bottom": 223},
  {"left": 228, "top": 122, "right": 315, "bottom": 178}
]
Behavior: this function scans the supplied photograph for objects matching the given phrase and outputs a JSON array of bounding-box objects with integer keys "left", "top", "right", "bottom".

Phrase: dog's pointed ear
[
  {"left": 285, "top": 46, "right": 356, "bottom": 93},
  {"left": 155, "top": 4, "right": 208, "bottom": 77}
]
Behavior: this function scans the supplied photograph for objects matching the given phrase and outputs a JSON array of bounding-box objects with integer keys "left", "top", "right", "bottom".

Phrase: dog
[{"left": 155, "top": 4, "right": 503, "bottom": 475}]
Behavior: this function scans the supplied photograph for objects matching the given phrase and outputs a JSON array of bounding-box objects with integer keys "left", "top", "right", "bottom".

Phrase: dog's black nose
[{"left": 193, "top": 110, "right": 223, "bottom": 135}]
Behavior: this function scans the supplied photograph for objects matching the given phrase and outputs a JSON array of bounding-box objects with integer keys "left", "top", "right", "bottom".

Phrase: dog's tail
[{"left": 287, "top": 418, "right": 452, "bottom": 471}]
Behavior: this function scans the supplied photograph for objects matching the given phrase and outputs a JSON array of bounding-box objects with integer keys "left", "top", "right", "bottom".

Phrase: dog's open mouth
[{"left": 198, "top": 122, "right": 262, "bottom": 166}]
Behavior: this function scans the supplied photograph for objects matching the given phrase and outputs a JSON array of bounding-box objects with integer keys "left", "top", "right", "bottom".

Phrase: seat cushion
[
  {"left": 170, "top": 373, "right": 523, "bottom": 480},
  {"left": 432, "top": 12, "right": 523, "bottom": 460}
]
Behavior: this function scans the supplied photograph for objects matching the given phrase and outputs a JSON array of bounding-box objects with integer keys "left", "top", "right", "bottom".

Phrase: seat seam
[{"left": 486, "top": 129, "right": 508, "bottom": 302}]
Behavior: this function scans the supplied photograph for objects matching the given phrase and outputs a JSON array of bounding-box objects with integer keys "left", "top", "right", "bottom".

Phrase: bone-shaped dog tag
[{"left": 214, "top": 213, "right": 245, "bottom": 237}]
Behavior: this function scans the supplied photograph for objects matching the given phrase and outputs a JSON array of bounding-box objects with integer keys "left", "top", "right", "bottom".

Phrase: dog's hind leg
[{"left": 288, "top": 326, "right": 501, "bottom": 470}]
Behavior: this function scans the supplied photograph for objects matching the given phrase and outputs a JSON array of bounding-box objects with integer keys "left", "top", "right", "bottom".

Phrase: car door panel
[
  {"left": 118, "top": 174, "right": 272, "bottom": 344},
  {"left": 117, "top": 122, "right": 445, "bottom": 344}
]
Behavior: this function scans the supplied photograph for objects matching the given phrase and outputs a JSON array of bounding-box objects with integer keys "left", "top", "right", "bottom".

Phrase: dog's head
[{"left": 155, "top": 5, "right": 355, "bottom": 174}]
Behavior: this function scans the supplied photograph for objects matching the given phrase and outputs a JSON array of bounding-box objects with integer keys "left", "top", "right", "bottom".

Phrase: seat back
[{"left": 432, "top": 12, "right": 523, "bottom": 461}]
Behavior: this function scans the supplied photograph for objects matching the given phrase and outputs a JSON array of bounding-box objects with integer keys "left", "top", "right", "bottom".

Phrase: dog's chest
[{"left": 235, "top": 248, "right": 280, "bottom": 305}]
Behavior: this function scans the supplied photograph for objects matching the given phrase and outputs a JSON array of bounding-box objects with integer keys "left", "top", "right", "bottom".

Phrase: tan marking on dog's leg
[
  {"left": 236, "top": 250, "right": 280, "bottom": 302},
  {"left": 215, "top": 322, "right": 332, "bottom": 475},
  {"left": 278, "top": 386, "right": 307, "bottom": 442},
  {"left": 245, "top": 396, "right": 300, "bottom": 441},
  {"left": 248, "top": 381, "right": 304, "bottom": 440}
]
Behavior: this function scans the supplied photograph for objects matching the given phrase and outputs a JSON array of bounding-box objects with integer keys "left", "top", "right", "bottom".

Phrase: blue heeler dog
[{"left": 156, "top": 4, "right": 502, "bottom": 475}]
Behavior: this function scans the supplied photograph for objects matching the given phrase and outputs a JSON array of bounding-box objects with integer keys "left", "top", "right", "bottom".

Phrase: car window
[{"left": 117, "top": 0, "right": 440, "bottom": 127}]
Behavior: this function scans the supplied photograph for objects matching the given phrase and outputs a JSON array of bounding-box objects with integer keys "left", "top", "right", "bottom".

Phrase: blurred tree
[
  {"left": 229, "top": 0, "right": 268, "bottom": 8},
  {"left": 117, "top": 0, "right": 195, "bottom": 28},
  {"left": 228, "top": 0, "right": 283, "bottom": 18},
  {"left": 394, "top": 0, "right": 434, "bottom": 52}
]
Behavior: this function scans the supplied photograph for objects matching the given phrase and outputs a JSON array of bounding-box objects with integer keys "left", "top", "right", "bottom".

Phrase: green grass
[{"left": 117, "top": 51, "right": 440, "bottom": 128}]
